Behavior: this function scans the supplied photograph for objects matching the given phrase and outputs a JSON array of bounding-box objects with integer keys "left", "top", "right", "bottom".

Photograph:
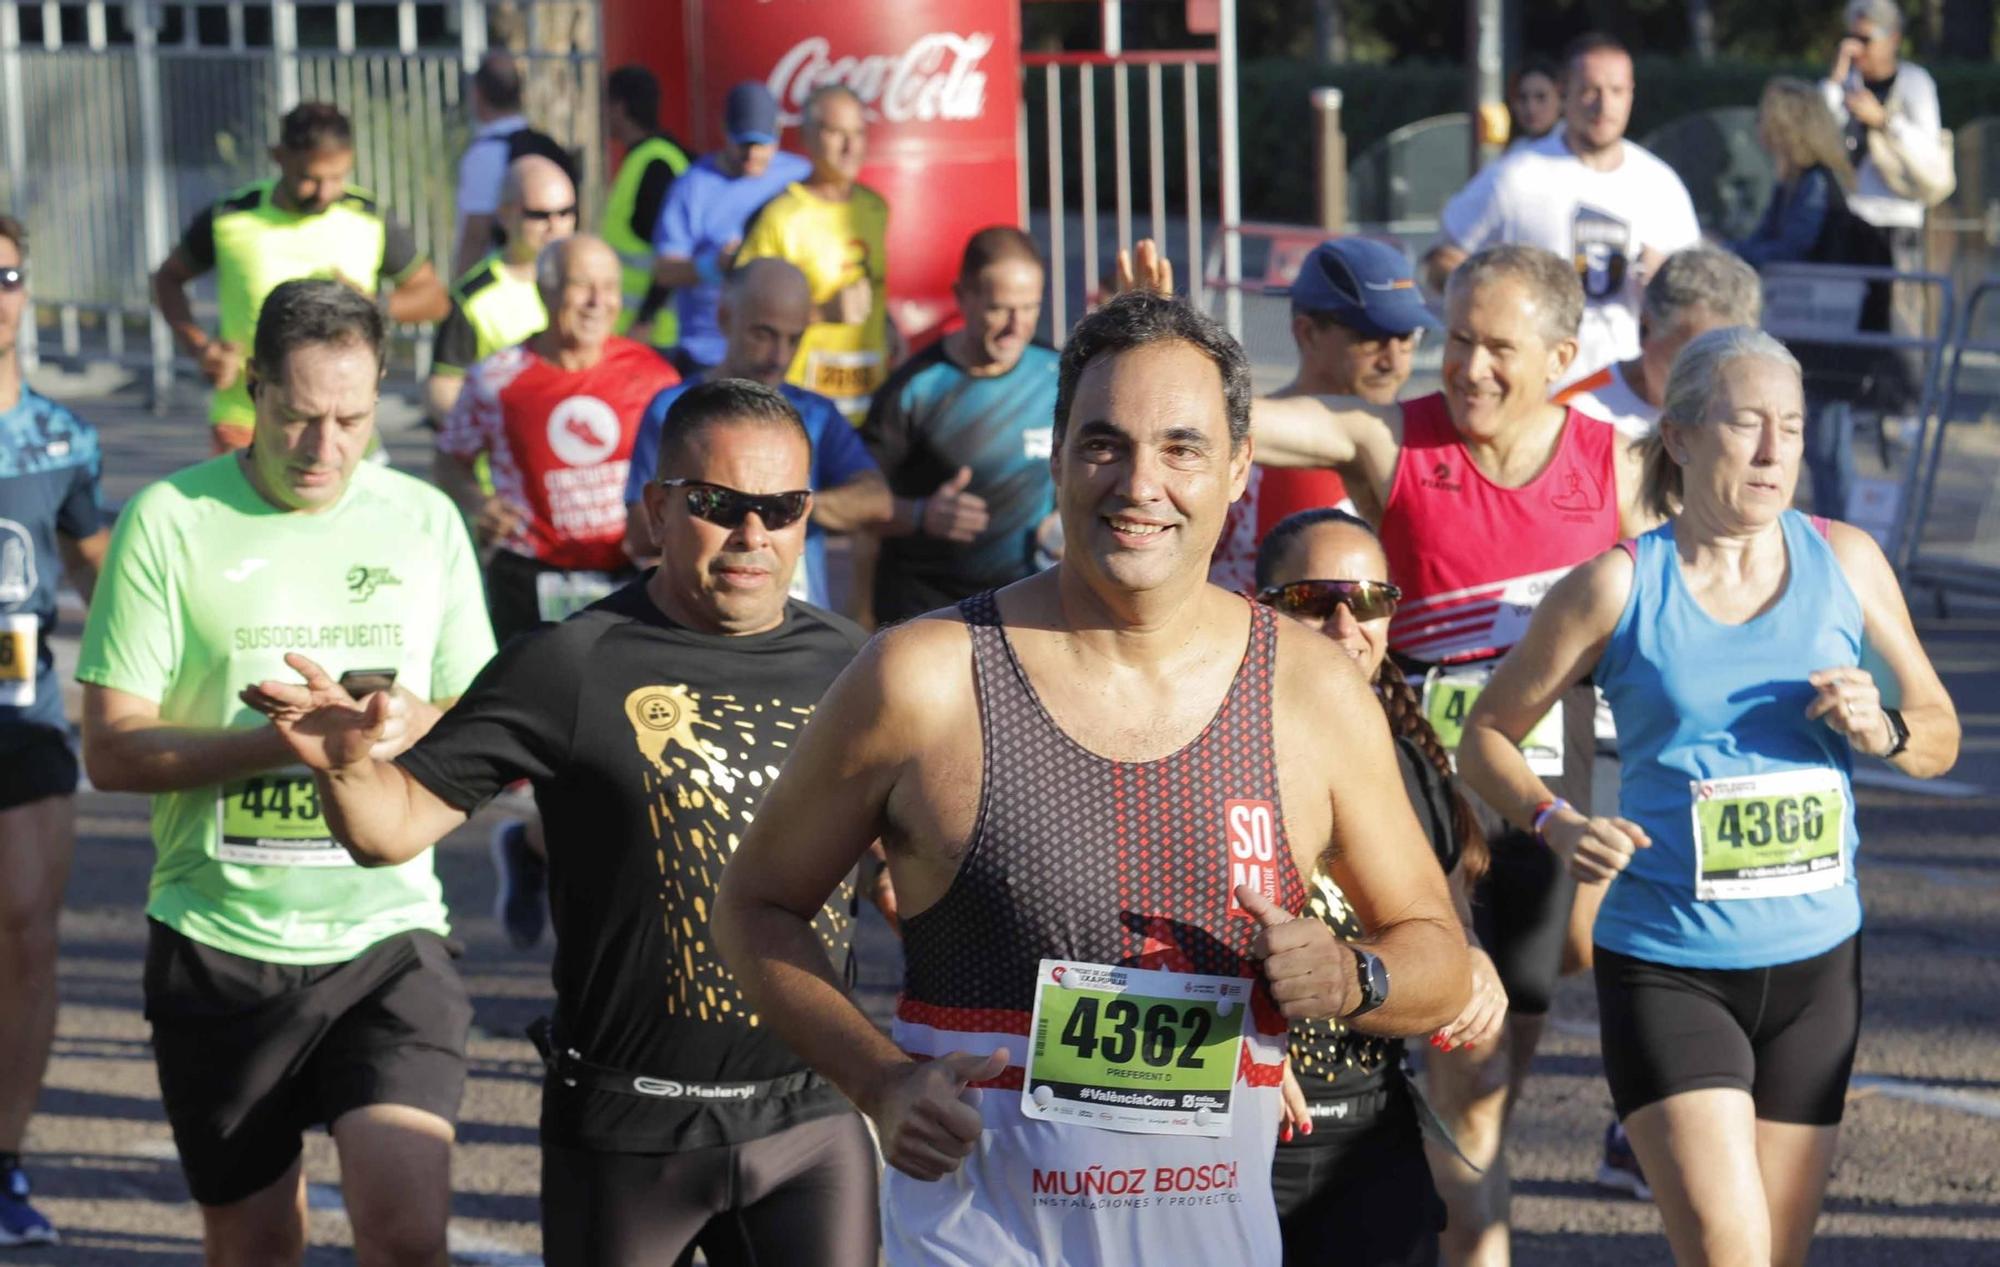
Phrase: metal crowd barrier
[
  {"left": 1899, "top": 276, "right": 2000, "bottom": 603},
  {"left": 1758, "top": 261, "right": 1957, "bottom": 569},
  {"left": 0, "top": 0, "right": 600, "bottom": 402}
]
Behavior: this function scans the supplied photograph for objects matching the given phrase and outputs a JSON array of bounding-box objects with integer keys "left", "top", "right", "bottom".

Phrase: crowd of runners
[{"left": 0, "top": 21, "right": 1968, "bottom": 1267}]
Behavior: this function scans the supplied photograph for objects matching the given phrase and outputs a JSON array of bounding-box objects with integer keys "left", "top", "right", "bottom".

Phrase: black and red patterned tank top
[{"left": 896, "top": 590, "right": 1308, "bottom": 1065}]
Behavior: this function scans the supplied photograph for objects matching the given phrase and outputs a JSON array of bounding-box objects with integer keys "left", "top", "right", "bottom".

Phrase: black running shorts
[
  {"left": 1471, "top": 827, "right": 1577, "bottom": 1016},
  {"left": 143, "top": 920, "right": 472, "bottom": 1206},
  {"left": 1595, "top": 934, "right": 1861, "bottom": 1126},
  {"left": 0, "top": 726, "right": 79, "bottom": 812},
  {"left": 540, "top": 1111, "right": 880, "bottom": 1267}
]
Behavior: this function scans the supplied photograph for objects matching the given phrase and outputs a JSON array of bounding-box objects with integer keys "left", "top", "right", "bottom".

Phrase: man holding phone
[
  {"left": 251, "top": 380, "right": 880, "bottom": 1266},
  {"left": 76, "top": 280, "right": 494, "bottom": 1262}
]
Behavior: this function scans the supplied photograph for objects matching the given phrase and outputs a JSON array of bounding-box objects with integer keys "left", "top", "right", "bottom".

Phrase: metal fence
[
  {"left": 1019, "top": 0, "right": 1243, "bottom": 342},
  {"left": 1901, "top": 277, "right": 2000, "bottom": 603},
  {"left": 1761, "top": 262, "right": 1956, "bottom": 562},
  {"left": 0, "top": 0, "right": 600, "bottom": 398}
]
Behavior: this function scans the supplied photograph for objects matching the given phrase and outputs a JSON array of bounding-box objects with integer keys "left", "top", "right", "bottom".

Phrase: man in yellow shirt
[{"left": 736, "top": 86, "right": 898, "bottom": 423}]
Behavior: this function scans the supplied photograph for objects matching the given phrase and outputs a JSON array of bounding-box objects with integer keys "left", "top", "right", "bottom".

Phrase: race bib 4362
[{"left": 1022, "top": 959, "right": 1248, "bottom": 1137}]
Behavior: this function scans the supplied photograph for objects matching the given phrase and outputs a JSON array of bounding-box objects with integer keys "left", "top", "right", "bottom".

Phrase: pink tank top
[{"left": 1382, "top": 392, "right": 1619, "bottom": 665}]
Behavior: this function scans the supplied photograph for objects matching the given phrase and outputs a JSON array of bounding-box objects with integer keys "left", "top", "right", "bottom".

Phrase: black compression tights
[{"left": 540, "top": 1113, "right": 880, "bottom": 1267}]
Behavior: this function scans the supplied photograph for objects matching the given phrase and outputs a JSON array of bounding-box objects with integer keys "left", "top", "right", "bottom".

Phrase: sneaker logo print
[
  {"left": 222, "top": 557, "right": 268, "bottom": 583},
  {"left": 1549, "top": 469, "right": 1604, "bottom": 514}
]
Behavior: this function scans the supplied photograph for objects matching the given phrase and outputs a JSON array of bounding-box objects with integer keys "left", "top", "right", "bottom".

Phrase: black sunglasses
[
  {"left": 0, "top": 267, "right": 21, "bottom": 293},
  {"left": 655, "top": 478, "right": 811, "bottom": 530},
  {"left": 522, "top": 204, "right": 578, "bottom": 222},
  {"left": 1256, "top": 578, "right": 1402, "bottom": 623}
]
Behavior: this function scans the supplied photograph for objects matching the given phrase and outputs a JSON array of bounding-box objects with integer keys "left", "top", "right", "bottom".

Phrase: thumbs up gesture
[
  {"left": 1238, "top": 886, "right": 1359, "bottom": 1022},
  {"left": 868, "top": 1048, "right": 1009, "bottom": 1181},
  {"left": 920, "top": 466, "right": 990, "bottom": 542}
]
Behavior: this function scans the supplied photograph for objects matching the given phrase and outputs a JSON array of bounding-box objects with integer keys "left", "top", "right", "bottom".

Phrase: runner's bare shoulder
[
  {"left": 1267, "top": 613, "right": 1380, "bottom": 730},
  {"left": 844, "top": 607, "right": 980, "bottom": 746}
]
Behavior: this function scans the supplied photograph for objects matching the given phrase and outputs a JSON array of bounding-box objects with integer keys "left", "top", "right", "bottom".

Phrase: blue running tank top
[{"left": 1595, "top": 510, "right": 1864, "bottom": 969}]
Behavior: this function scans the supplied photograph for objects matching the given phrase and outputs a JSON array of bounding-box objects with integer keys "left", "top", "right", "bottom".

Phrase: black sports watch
[
  {"left": 1346, "top": 945, "right": 1390, "bottom": 1018},
  {"left": 1882, "top": 707, "right": 1910, "bottom": 758}
]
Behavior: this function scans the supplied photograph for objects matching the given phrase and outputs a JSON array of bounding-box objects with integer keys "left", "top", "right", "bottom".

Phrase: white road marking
[{"left": 1849, "top": 1076, "right": 2000, "bottom": 1120}]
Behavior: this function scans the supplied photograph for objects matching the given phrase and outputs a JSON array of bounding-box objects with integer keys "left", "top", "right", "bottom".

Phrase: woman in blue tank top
[{"left": 1451, "top": 326, "right": 1959, "bottom": 1267}]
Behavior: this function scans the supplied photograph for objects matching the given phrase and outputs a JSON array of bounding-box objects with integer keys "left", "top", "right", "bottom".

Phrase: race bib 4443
[
  {"left": 216, "top": 769, "right": 353, "bottom": 867},
  {"left": 1022, "top": 959, "right": 1248, "bottom": 1138}
]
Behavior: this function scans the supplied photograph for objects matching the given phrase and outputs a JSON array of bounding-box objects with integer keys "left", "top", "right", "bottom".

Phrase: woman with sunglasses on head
[
  {"left": 1256, "top": 509, "right": 1506, "bottom": 1267},
  {"left": 1455, "top": 327, "right": 1958, "bottom": 1267}
]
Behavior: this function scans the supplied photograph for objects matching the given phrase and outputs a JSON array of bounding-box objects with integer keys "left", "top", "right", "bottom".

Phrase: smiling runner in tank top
[
  {"left": 1250, "top": 243, "right": 1654, "bottom": 1264},
  {"left": 714, "top": 289, "right": 1473, "bottom": 1267}
]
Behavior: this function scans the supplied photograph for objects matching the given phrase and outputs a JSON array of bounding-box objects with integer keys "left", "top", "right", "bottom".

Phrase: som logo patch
[{"left": 1224, "top": 798, "right": 1279, "bottom": 916}]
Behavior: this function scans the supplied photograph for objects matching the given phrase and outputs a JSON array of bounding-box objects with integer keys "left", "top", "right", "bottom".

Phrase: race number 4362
[{"left": 1225, "top": 799, "right": 1278, "bottom": 915}]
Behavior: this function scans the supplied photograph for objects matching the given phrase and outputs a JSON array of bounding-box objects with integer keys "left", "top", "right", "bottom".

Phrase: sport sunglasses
[
  {"left": 655, "top": 478, "right": 811, "bottom": 530},
  {"left": 1255, "top": 578, "right": 1402, "bottom": 622}
]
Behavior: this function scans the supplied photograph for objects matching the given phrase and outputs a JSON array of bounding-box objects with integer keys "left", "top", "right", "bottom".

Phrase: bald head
[
  {"left": 536, "top": 235, "right": 622, "bottom": 351},
  {"left": 499, "top": 155, "right": 578, "bottom": 263},
  {"left": 719, "top": 258, "right": 814, "bottom": 384}
]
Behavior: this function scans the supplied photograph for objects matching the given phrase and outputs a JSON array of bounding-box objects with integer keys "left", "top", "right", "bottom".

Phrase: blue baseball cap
[
  {"left": 1286, "top": 238, "right": 1438, "bottom": 339},
  {"left": 724, "top": 81, "right": 779, "bottom": 146}
]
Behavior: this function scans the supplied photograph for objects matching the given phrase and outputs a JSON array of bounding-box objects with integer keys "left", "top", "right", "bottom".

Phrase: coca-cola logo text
[{"left": 767, "top": 32, "right": 992, "bottom": 126}]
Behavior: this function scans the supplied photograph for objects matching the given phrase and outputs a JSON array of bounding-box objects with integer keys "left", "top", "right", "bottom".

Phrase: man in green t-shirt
[
  {"left": 76, "top": 279, "right": 493, "bottom": 1259},
  {"left": 151, "top": 102, "right": 449, "bottom": 454}
]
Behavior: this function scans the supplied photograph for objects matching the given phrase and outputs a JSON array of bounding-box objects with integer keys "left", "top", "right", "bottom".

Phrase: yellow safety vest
[
  {"left": 205, "top": 179, "right": 406, "bottom": 425},
  {"left": 602, "top": 135, "right": 691, "bottom": 347}
]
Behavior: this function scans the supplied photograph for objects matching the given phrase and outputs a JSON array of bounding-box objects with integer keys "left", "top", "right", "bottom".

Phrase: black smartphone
[{"left": 338, "top": 668, "right": 398, "bottom": 699}]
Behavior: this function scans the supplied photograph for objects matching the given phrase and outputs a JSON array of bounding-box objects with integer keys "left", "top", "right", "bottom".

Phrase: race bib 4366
[{"left": 1690, "top": 767, "right": 1848, "bottom": 901}]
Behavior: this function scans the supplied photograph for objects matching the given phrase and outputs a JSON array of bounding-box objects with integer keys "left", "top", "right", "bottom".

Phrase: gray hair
[
  {"left": 1844, "top": 0, "right": 1903, "bottom": 35},
  {"left": 802, "top": 83, "right": 863, "bottom": 132},
  {"left": 1642, "top": 325, "right": 1802, "bottom": 517},
  {"left": 1446, "top": 244, "right": 1584, "bottom": 347},
  {"left": 1642, "top": 248, "right": 1762, "bottom": 333}
]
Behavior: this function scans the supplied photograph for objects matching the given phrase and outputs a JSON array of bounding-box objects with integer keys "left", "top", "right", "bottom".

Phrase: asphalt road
[{"left": 10, "top": 372, "right": 1999, "bottom": 1264}]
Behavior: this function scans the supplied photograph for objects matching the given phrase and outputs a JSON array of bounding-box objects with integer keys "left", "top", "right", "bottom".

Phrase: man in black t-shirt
[{"left": 250, "top": 379, "right": 879, "bottom": 1267}]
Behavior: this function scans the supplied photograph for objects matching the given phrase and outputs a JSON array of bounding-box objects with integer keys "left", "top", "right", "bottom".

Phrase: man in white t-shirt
[
  {"left": 454, "top": 53, "right": 577, "bottom": 279},
  {"left": 1555, "top": 246, "right": 1761, "bottom": 439},
  {"left": 1426, "top": 33, "right": 1701, "bottom": 384}
]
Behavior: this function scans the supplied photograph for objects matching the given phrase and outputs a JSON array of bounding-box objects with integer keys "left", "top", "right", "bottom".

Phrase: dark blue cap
[
  {"left": 724, "top": 81, "right": 779, "bottom": 146},
  {"left": 1287, "top": 238, "right": 1438, "bottom": 339}
]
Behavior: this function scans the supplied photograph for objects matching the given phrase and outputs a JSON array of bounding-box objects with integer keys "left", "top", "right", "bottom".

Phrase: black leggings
[
  {"left": 1272, "top": 1083, "right": 1442, "bottom": 1266},
  {"left": 540, "top": 1112, "right": 880, "bottom": 1267},
  {"left": 1471, "top": 827, "right": 1577, "bottom": 1016}
]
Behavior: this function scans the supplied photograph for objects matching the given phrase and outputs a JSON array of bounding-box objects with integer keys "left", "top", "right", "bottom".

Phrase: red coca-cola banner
[{"left": 604, "top": 0, "right": 1024, "bottom": 343}]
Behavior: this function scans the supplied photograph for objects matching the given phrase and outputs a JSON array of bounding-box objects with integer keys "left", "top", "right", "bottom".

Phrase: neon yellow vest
[
  {"left": 208, "top": 180, "right": 393, "bottom": 425},
  {"left": 441, "top": 253, "right": 546, "bottom": 370},
  {"left": 602, "top": 135, "right": 690, "bottom": 347}
]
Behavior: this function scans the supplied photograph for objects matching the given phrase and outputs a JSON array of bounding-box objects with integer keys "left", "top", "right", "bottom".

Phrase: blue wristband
[{"left": 694, "top": 250, "right": 723, "bottom": 286}]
